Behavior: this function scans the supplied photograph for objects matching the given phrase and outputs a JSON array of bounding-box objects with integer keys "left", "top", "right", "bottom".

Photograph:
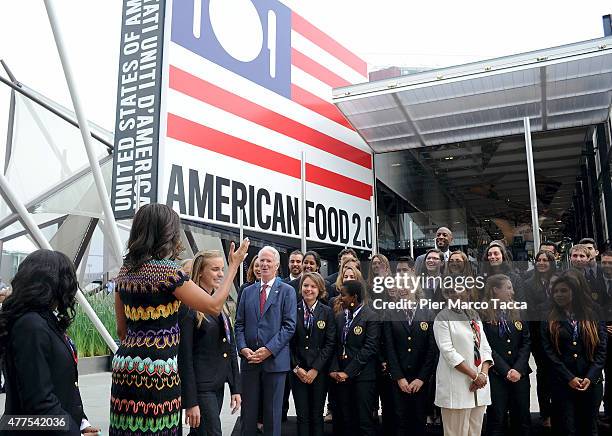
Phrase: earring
[{"left": 350, "top": 302, "right": 355, "bottom": 307}]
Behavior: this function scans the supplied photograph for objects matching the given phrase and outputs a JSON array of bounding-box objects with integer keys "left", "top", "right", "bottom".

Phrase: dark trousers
[
  {"left": 241, "top": 367, "right": 286, "bottom": 436},
  {"left": 551, "top": 380, "right": 603, "bottom": 436},
  {"left": 531, "top": 330, "right": 553, "bottom": 419},
  {"left": 391, "top": 382, "right": 427, "bottom": 436},
  {"left": 292, "top": 372, "right": 327, "bottom": 436},
  {"left": 604, "top": 332, "right": 612, "bottom": 417},
  {"left": 188, "top": 388, "right": 224, "bottom": 436},
  {"left": 486, "top": 373, "right": 531, "bottom": 436},
  {"left": 377, "top": 373, "right": 395, "bottom": 435},
  {"left": 282, "top": 373, "right": 291, "bottom": 418},
  {"left": 332, "top": 380, "right": 377, "bottom": 436}
]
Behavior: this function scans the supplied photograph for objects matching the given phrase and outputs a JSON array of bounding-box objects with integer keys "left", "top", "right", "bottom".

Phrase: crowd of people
[{"left": 1, "top": 205, "right": 611, "bottom": 436}]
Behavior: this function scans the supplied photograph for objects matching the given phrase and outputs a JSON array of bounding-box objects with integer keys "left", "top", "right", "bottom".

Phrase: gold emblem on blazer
[
  {"left": 420, "top": 322, "right": 428, "bottom": 331},
  {"left": 353, "top": 325, "right": 363, "bottom": 335},
  {"left": 592, "top": 292, "right": 599, "bottom": 301},
  {"left": 317, "top": 320, "right": 326, "bottom": 329},
  {"left": 514, "top": 321, "right": 523, "bottom": 331}
]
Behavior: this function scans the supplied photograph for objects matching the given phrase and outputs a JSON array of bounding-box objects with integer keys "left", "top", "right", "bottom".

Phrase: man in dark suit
[
  {"left": 235, "top": 246, "right": 297, "bottom": 436},
  {"left": 283, "top": 250, "right": 303, "bottom": 283}
]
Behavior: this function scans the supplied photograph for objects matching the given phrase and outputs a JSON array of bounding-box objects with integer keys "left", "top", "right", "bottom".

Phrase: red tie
[{"left": 260, "top": 284, "right": 268, "bottom": 315}]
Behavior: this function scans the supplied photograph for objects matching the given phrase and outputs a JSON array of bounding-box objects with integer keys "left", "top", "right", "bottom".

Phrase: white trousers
[{"left": 440, "top": 406, "right": 486, "bottom": 436}]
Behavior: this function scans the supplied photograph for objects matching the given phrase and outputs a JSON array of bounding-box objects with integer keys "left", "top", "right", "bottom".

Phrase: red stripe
[
  {"left": 166, "top": 113, "right": 372, "bottom": 201},
  {"left": 169, "top": 65, "right": 371, "bottom": 169},
  {"left": 167, "top": 113, "right": 300, "bottom": 178},
  {"left": 291, "top": 48, "right": 351, "bottom": 89},
  {"left": 306, "top": 164, "right": 372, "bottom": 200},
  {"left": 291, "top": 84, "right": 354, "bottom": 131},
  {"left": 291, "top": 11, "right": 367, "bottom": 77}
]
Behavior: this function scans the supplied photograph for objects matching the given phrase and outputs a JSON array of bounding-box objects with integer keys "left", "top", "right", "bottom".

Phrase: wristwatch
[{"left": 293, "top": 365, "right": 300, "bottom": 374}]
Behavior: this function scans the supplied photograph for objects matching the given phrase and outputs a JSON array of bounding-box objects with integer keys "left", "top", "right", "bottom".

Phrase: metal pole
[
  {"left": 0, "top": 172, "right": 117, "bottom": 353},
  {"left": 44, "top": 1, "right": 123, "bottom": 264},
  {"left": 0, "top": 74, "right": 113, "bottom": 151},
  {"left": 409, "top": 220, "right": 414, "bottom": 258},
  {"left": 300, "top": 151, "right": 307, "bottom": 253},
  {"left": 523, "top": 117, "right": 541, "bottom": 252},
  {"left": 370, "top": 195, "right": 377, "bottom": 255},
  {"left": 239, "top": 208, "right": 244, "bottom": 286}
]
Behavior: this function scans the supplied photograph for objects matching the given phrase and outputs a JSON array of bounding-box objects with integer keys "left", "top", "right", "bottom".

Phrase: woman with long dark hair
[
  {"left": 481, "top": 274, "right": 531, "bottom": 436},
  {"left": 290, "top": 272, "right": 336, "bottom": 436},
  {"left": 0, "top": 249, "right": 100, "bottom": 435},
  {"left": 480, "top": 242, "right": 525, "bottom": 302},
  {"left": 110, "top": 204, "right": 248, "bottom": 436},
  {"left": 525, "top": 249, "right": 556, "bottom": 428},
  {"left": 541, "top": 270, "right": 607, "bottom": 435},
  {"left": 329, "top": 280, "right": 381, "bottom": 436},
  {"left": 179, "top": 250, "right": 242, "bottom": 436}
]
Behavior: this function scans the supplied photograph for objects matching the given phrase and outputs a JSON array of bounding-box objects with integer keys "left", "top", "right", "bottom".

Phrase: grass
[{"left": 67, "top": 292, "right": 117, "bottom": 358}]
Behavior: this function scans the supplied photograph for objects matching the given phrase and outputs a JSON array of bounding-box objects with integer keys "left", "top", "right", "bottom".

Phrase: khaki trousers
[{"left": 440, "top": 406, "right": 486, "bottom": 436}]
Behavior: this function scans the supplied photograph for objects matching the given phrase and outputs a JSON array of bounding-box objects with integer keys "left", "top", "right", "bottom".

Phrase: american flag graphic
[{"left": 160, "top": 0, "right": 373, "bottom": 245}]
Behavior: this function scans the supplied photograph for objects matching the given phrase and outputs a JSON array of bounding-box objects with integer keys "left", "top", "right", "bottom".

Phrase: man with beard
[
  {"left": 284, "top": 250, "right": 303, "bottom": 283},
  {"left": 414, "top": 227, "right": 453, "bottom": 273}
]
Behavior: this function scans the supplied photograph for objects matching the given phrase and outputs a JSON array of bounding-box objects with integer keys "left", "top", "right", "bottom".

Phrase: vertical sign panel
[{"left": 111, "top": 0, "right": 167, "bottom": 219}]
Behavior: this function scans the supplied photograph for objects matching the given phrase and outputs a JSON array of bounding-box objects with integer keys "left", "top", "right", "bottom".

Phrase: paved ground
[{"left": 0, "top": 357, "right": 603, "bottom": 435}]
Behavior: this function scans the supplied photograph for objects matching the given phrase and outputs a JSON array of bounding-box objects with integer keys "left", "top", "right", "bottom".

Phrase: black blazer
[
  {"left": 3, "top": 311, "right": 86, "bottom": 436},
  {"left": 483, "top": 317, "right": 532, "bottom": 378},
  {"left": 541, "top": 319, "right": 608, "bottom": 384},
  {"left": 383, "top": 309, "right": 438, "bottom": 383},
  {"left": 178, "top": 309, "right": 241, "bottom": 409},
  {"left": 290, "top": 301, "right": 336, "bottom": 372},
  {"left": 329, "top": 305, "right": 381, "bottom": 381}
]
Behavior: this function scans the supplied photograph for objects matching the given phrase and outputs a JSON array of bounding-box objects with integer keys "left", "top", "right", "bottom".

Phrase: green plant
[{"left": 67, "top": 292, "right": 117, "bottom": 358}]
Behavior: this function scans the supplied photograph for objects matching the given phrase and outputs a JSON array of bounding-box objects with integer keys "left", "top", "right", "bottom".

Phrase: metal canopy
[{"left": 333, "top": 37, "right": 612, "bottom": 152}]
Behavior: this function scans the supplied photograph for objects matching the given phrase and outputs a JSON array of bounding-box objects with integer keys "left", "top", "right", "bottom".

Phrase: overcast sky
[{"left": 0, "top": 1, "right": 609, "bottom": 134}]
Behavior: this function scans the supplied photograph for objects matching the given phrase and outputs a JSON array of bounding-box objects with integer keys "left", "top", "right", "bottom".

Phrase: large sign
[
  {"left": 112, "top": 0, "right": 374, "bottom": 250},
  {"left": 111, "top": 0, "right": 166, "bottom": 218}
]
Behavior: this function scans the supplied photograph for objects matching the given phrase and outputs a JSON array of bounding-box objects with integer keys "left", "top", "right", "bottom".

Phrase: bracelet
[
  {"left": 478, "top": 372, "right": 487, "bottom": 380},
  {"left": 471, "top": 373, "right": 479, "bottom": 382}
]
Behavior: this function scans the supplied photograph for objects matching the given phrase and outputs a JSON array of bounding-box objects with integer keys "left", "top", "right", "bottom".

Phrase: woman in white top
[{"left": 433, "top": 286, "right": 493, "bottom": 436}]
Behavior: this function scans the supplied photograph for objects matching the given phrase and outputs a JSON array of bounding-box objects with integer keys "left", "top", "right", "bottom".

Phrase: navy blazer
[
  {"left": 541, "top": 319, "right": 607, "bottom": 383},
  {"left": 3, "top": 311, "right": 86, "bottom": 436},
  {"left": 383, "top": 309, "right": 438, "bottom": 383},
  {"left": 290, "top": 301, "right": 336, "bottom": 372},
  {"left": 329, "top": 305, "right": 381, "bottom": 381},
  {"left": 178, "top": 308, "right": 241, "bottom": 408},
  {"left": 483, "top": 318, "right": 532, "bottom": 378},
  {"left": 235, "top": 277, "right": 297, "bottom": 372}
]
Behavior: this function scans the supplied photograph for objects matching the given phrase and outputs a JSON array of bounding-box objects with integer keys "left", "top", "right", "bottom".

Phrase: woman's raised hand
[{"left": 229, "top": 238, "right": 250, "bottom": 266}]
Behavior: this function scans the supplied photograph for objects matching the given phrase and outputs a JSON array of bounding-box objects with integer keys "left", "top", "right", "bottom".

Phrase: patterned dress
[{"left": 110, "top": 259, "right": 188, "bottom": 436}]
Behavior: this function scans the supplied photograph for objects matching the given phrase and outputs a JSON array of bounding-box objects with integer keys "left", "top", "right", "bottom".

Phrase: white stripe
[
  {"left": 291, "top": 31, "right": 367, "bottom": 84},
  {"left": 169, "top": 43, "right": 372, "bottom": 153},
  {"left": 167, "top": 88, "right": 373, "bottom": 185},
  {"left": 290, "top": 65, "right": 332, "bottom": 102}
]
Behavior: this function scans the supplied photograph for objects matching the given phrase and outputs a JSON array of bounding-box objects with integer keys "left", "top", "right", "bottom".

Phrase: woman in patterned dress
[{"left": 110, "top": 204, "right": 249, "bottom": 436}]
